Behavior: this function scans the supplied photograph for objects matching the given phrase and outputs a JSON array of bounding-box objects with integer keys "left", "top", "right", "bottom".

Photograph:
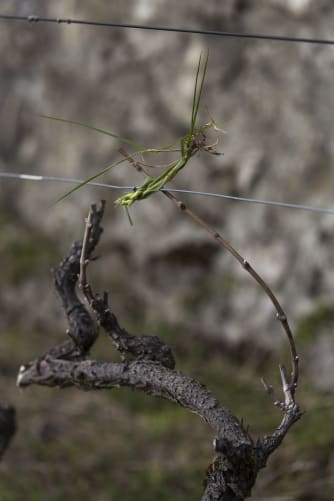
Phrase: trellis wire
[
  {"left": 1, "top": 13, "right": 334, "bottom": 46},
  {"left": 1, "top": 171, "right": 334, "bottom": 216}
]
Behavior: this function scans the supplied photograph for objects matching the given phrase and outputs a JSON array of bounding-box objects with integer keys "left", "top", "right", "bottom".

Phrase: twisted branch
[{"left": 17, "top": 201, "right": 302, "bottom": 500}]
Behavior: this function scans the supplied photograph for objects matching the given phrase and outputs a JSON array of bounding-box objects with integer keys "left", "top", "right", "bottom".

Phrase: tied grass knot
[{"left": 114, "top": 175, "right": 155, "bottom": 208}]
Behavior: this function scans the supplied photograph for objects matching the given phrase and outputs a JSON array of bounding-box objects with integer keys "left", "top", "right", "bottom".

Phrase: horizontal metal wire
[
  {"left": 1, "top": 171, "right": 334, "bottom": 216},
  {"left": 1, "top": 13, "right": 334, "bottom": 46}
]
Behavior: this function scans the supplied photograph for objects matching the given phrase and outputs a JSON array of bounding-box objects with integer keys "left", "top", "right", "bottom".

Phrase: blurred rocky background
[{"left": 0, "top": 0, "right": 333, "bottom": 499}]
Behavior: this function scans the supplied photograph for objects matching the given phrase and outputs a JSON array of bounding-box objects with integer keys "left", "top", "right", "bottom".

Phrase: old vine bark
[{"left": 17, "top": 201, "right": 302, "bottom": 500}]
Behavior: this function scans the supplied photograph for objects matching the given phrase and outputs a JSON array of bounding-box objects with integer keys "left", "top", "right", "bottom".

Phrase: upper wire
[
  {"left": 1, "top": 14, "right": 334, "bottom": 46},
  {"left": 1, "top": 171, "right": 334, "bottom": 216}
]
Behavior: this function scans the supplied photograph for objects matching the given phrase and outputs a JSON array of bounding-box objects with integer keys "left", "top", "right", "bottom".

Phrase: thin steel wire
[
  {"left": 1, "top": 171, "right": 334, "bottom": 216},
  {"left": 1, "top": 13, "right": 334, "bottom": 46}
]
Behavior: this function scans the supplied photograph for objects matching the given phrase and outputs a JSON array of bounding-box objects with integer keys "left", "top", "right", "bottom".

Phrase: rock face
[{"left": 1, "top": 0, "right": 334, "bottom": 388}]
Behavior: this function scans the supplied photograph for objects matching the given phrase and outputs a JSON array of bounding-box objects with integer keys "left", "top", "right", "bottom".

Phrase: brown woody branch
[
  {"left": 17, "top": 201, "right": 302, "bottom": 500},
  {"left": 118, "top": 148, "right": 299, "bottom": 404},
  {"left": 78, "top": 203, "right": 175, "bottom": 369}
]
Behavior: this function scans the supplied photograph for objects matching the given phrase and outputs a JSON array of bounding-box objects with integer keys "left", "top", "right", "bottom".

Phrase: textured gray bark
[{"left": 17, "top": 202, "right": 302, "bottom": 499}]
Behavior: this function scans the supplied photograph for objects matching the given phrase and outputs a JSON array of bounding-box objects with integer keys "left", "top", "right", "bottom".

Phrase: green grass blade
[
  {"left": 125, "top": 206, "right": 134, "bottom": 225},
  {"left": 42, "top": 115, "right": 182, "bottom": 156},
  {"left": 190, "top": 51, "right": 209, "bottom": 135},
  {"left": 41, "top": 115, "right": 146, "bottom": 150},
  {"left": 190, "top": 53, "right": 202, "bottom": 134},
  {"left": 52, "top": 157, "right": 128, "bottom": 205},
  {"left": 45, "top": 53, "right": 210, "bottom": 207}
]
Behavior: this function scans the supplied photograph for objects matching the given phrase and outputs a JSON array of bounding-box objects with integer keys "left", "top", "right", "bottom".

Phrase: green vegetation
[{"left": 43, "top": 52, "right": 224, "bottom": 226}]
